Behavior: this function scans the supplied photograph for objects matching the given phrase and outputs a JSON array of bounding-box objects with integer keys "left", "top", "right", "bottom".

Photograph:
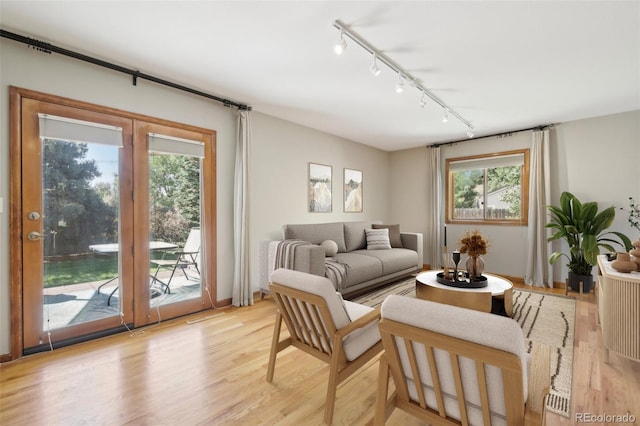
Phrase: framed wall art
[
  {"left": 344, "top": 168, "right": 363, "bottom": 213},
  {"left": 308, "top": 162, "right": 332, "bottom": 212}
]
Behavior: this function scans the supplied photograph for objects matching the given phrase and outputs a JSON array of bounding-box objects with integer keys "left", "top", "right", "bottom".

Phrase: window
[{"left": 446, "top": 149, "right": 529, "bottom": 225}]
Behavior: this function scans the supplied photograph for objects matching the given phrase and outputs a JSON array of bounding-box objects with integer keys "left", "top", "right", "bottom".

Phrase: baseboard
[
  {"left": 0, "top": 353, "right": 13, "bottom": 363},
  {"left": 499, "top": 274, "right": 525, "bottom": 286}
]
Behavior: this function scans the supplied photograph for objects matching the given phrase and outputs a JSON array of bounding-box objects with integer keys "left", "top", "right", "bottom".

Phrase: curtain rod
[
  {"left": 1, "top": 29, "right": 252, "bottom": 111},
  {"left": 429, "top": 124, "right": 555, "bottom": 148}
]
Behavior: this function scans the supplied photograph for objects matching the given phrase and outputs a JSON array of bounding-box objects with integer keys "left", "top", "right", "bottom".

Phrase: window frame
[{"left": 445, "top": 148, "right": 530, "bottom": 226}]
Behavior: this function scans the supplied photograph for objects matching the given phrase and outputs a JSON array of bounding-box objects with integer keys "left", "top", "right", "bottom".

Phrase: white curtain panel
[
  {"left": 525, "top": 129, "right": 553, "bottom": 287},
  {"left": 232, "top": 110, "right": 253, "bottom": 306},
  {"left": 425, "top": 146, "right": 442, "bottom": 268}
]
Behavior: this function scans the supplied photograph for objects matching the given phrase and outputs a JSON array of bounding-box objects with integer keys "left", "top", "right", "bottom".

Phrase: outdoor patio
[{"left": 43, "top": 270, "right": 201, "bottom": 330}]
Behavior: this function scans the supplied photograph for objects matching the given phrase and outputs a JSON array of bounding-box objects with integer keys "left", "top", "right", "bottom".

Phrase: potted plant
[{"left": 547, "top": 191, "right": 632, "bottom": 292}]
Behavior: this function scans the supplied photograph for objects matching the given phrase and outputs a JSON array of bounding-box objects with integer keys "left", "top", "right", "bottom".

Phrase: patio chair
[
  {"left": 150, "top": 227, "right": 201, "bottom": 292},
  {"left": 375, "top": 295, "right": 550, "bottom": 426},
  {"left": 267, "top": 268, "right": 383, "bottom": 425}
]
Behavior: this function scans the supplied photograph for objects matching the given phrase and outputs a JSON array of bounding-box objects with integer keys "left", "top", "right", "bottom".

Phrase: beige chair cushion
[
  {"left": 381, "top": 295, "right": 530, "bottom": 423},
  {"left": 342, "top": 300, "right": 381, "bottom": 361},
  {"left": 270, "top": 268, "right": 380, "bottom": 361},
  {"left": 271, "top": 268, "right": 351, "bottom": 328}
]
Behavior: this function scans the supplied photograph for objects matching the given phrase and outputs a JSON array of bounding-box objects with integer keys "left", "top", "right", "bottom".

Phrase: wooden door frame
[
  {"left": 19, "top": 96, "right": 135, "bottom": 350},
  {"left": 132, "top": 120, "right": 217, "bottom": 326},
  {"left": 9, "top": 86, "right": 218, "bottom": 360}
]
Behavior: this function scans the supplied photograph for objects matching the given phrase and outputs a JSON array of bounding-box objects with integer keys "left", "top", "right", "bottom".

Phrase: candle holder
[
  {"left": 452, "top": 250, "right": 461, "bottom": 280},
  {"left": 442, "top": 247, "right": 450, "bottom": 276}
]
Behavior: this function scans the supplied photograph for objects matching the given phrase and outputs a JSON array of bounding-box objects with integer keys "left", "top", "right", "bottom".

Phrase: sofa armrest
[
  {"left": 293, "top": 244, "right": 326, "bottom": 277},
  {"left": 266, "top": 241, "right": 325, "bottom": 281},
  {"left": 400, "top": 232, "right": 423, "bottom": 269}
]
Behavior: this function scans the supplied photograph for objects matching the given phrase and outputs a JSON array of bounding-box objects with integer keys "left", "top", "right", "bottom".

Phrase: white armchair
[
  {"left": 266, "top": 268, "right": 383, "bottom": 424},
  {"left": 375, "top": 295, "right": 550, "bottom": 426}
]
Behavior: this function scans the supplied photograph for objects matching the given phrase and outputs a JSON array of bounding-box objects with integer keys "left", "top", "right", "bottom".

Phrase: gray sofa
[{"left": 260, "top": 221, "right": 423, "bottom": 298}]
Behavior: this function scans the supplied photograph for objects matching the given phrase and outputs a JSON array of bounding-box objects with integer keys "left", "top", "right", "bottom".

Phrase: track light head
[
  {"left": 370, "top": 54, "right": 381, "bottom": 77},
  {"left": 442, "top": 108, "right": 449, "bottom": 123},
  {"left": 395, "top": 74, "right": 405, "bottom": 93},
  {"left": 466, "top": 126, "right": 474, "bottom": 138},
  {"left": 334, "top": 31, "right": 347, "bottom": 55}
]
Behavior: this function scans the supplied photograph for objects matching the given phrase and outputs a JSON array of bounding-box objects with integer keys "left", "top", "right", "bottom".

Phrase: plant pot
[{"left": 568, "top": 271, "right": 593, "bottom": 293}]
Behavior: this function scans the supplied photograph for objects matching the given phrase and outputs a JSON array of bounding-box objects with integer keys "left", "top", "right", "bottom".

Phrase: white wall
[
  {"left": 250, "top": 112, "right": 392, "bottom": 291},
  {"left": 390, "top": 131, "right": 532, "bottom": 277},
  {"left": 389, "top": 110, "right": 640, "bottom": 283},
  {"left": 0, "top": 39, "right": 393, "bottom": 356},
  {"left": 551, "top": 111, "right": 640, "bottom": 280}
]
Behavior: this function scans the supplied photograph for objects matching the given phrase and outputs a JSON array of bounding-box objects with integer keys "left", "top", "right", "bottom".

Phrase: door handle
[{"left": 27, "top": 231, "right": 47, "bottom": 241}]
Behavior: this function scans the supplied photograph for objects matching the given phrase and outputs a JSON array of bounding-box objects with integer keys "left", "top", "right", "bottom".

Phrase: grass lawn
[{"left": 44, "top": 253, "right": 175, "bottom": 288}]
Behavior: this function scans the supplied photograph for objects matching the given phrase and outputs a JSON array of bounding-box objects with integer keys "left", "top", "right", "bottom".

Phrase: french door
[{"left": 11, "top": 88, "right": 216, "bottom": 356}]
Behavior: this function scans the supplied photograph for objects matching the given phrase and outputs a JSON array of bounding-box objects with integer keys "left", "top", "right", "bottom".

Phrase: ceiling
[{"left": 1, "top": 1, "right": 639, "bottom": 151}]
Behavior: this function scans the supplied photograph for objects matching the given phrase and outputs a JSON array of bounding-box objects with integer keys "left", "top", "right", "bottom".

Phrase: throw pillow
[
  {"left": 372, "top": 224, "right": 403, "bottom": 248},
  {"left": 320, "top": 240, "right": 338, "bottom": 257},
  {"left": 365, "top": 228, "right": 391, "bottom": 250}
]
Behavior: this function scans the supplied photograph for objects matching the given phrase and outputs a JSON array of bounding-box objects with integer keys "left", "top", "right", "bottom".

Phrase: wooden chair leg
[
  {"left": 374, "top": 354, "right": 393, "bottom": 426},
  {"left": 504, "top": 287, "right": 513, "bottom": 317},
  {"left": 266, "top": 312, "right": 283, "bottom": 383},
  {"left": 324, "top": 350, "right": 342, "bottom": 424}
]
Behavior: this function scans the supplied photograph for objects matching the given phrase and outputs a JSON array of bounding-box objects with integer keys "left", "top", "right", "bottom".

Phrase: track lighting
[
  {"left": 334, "top": 31, "right": 347, "bottom": 55},
  {"left": 466, "top": 127, "right": 474, "bottom": 138},
  {"left": 395, "top": 74, "right": 405, "bottom": 93},
  {"left": 370, "top": 54, "right": 381, "bottom": 77},
  {"left": 332, "top": 19, "right": 474, "bottom": 138}
]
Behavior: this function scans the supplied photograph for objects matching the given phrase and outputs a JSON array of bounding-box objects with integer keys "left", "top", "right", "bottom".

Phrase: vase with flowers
[{"left": 459, "top": 230, "right": 488, "bottom": 279}]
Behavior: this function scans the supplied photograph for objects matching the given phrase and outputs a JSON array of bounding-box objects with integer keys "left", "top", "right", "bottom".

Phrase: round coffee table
[{"left": 415, "top": 270, "right": 513, "bottom": 316}]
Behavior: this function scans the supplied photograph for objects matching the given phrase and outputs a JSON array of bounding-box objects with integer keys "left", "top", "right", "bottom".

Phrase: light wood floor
[{"left": 1, "top": 285, "right": 639, "bottom": 425}]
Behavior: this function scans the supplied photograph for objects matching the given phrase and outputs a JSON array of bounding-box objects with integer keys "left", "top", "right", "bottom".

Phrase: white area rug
[{"left": 352, "top": 277, "right": 575, "bottom": 417}]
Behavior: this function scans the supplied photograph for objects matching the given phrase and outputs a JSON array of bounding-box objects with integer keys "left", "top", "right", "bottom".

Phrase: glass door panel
[
  {"left": 133, "top": 122, "right": 213, "bottom": 326},
  {"left": 42, "top": 137, "right": 122, "bottom": 329},
  {"left": 21, "top": 99, "right": 134, "bottom": 351},
  {"left": 148, "top": 148, "right": 203, "bottom": 307}
]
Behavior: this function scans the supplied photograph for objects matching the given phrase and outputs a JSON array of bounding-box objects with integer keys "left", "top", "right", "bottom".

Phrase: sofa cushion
[
  {"left": 372, "top": 224, "right": 404, "bottom": 248},
  {"left": 283, "top": 222, "right": 347, "bottom": 253},
  {"left": 343, "top": 221, "right": 370, "bottom": 252},
  {"left": 334, "top": 252, "right": 383, "bottom": 286},
  {"left": 365, "top": 228, "right": 391, "bottom": 250},
  {"left": 351, "top": 248, "right": 418, "bottom": 275}
]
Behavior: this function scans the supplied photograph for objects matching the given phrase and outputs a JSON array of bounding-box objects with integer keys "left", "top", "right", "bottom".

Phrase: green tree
[
  {"left": 149, "top": 154, "right": 201, "bottom": 244},
  {"left": 487, "top": 165, "right": 521, "bottom": 216},
  {"left": 453, "top": 169, "right": 483, "bottom": 208},
  {"left": 43, "top": 140, "right": 117, "bottom": 255}
]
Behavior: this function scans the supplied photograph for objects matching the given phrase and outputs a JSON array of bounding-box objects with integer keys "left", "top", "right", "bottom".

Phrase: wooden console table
[{"left": 597, "top": 255, "right": 640, "bottom": 363}]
